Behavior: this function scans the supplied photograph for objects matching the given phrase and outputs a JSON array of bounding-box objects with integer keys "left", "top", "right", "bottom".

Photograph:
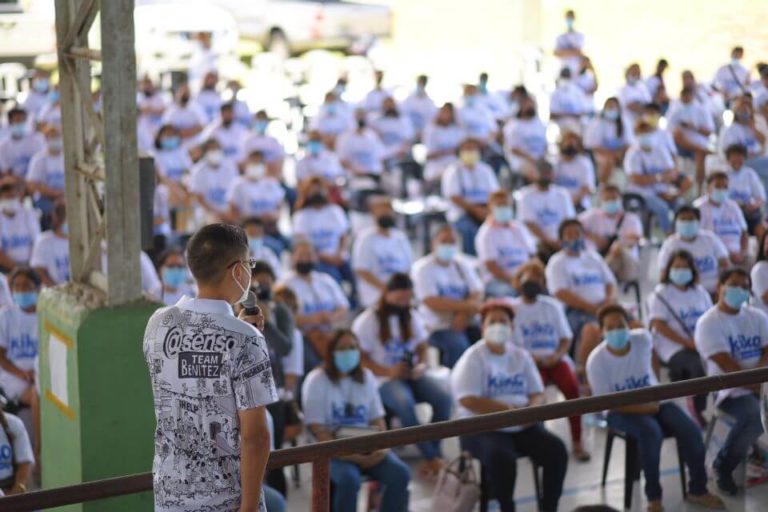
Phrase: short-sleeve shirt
[
  {"left": 144, "top": 297, "right": 278, "bottom": 512},
  {"left": 624, "top": 145, "right": 676, "bottom": 196},
  {"left": 280, "top": 271, "right": 350, "bottom": 331},
  {"left": 648, "top": 283, "right": 712, "bottom": 363},
  {"left": 751, "top": 261, "right": 768, "bottom": 316},
  {"left": 27, "top": 150, "right": 65, "bottom": 191},
  {"left": 0, "top": 134, "right": 45, "bottom": 178},
  {"left": 441, "top": 162, "right": 500, "bottom": 222},
  {"left": 503, "top": 118, "right": 548, "bottom": 160},
  {"left": 720, "top": 123, "right": 763, "bottom": 158},
  {"left": 227, "top": 176, "right": 286, "bottom": 219},
  {"left": 336, "top": 129, "right": 386, "bottom": 175},
  {"left": 301, "top": 368, "right": 385, "bottom": 429},
  {"left": 546, "top": 249, "right": 617, "bottom": 305},
  {"left": 586, "top": 329, "right": 659, "bottom": 398},
  {"left": 190, "top": 160, "right": 240, "bottom": 214},
  {"left": 693, "top": 196, "right": 747, "bottom": 254},
  {"left": 451, "top": 342, "right": 544, "bottom": 432},
  {"left": 200, "top": 122, "right": 248, "bottom": 163},
  {"left": 30, "top": 231, "right": 70, "bottom": 284},
  {"left": 667, "top": 101, "right": 714, "bottom": 150},
  {"left": 695, "top": 304, "right": 768, "bottom": 404},
  {"left": 579, "top": 208, "right": 642, "bottom": 258},
  {"left": 295, "top": 151, "right": 345, "bottom": 184},
  {"left": 584, "top": 117, "right": 632, "bottom": 151},
  {"left": 0, "top": 307, "right": 38, "bottom": 397},
  {"left": 713, "top": 63, "right": 750, "bottom": 98},
  {"left": 510, "top": 296, "right": 573, "bottom": 358},
  {"left": 152, "top": 148, "right": 193, "bottom": 183},
  {"left": 0, "top": 206, "right": 41, "bottom": 266},
  {"left": 292, "top": 204, "right": 350, "bottom": 256},
  {"left": 657, "top": 231, "right": 728, "bottom": 293},
  {"left": 517, "top": 185, "right": 576, "bottom": 240},
  {"left": 554, "top": 155, "right": 596, "bottom": 208},
  {"left": 475, "top": 221, "right": 536, "bottom": 284},
  {"left": 0, "top": 413, "right": 35, "bottom": 482},
  {"left": 726, "top": 165, "right": 766, "bottom": 206},
  {"left": 550, "top": 83, "right": 589, "bottom": 116},
  {"left": 351, "top": 226, "right": 413, "bottom": 307},
  {"left": 242, "top": 135, "right": 285, "bottom": 164}
]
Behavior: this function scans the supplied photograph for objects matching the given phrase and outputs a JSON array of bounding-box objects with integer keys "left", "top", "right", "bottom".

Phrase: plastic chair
[{"left": 622, "top": 192, "right": 654, "bottom": 239}]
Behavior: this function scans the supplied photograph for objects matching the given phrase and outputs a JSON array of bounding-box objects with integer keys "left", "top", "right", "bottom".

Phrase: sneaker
[
  {"left": 687, "top": 492, "right": 726, "bottom": 509},
  {"left": 646, "top": 499, "right": 663, "bottom": 512},
  {"left": 571, "top": 446, "right": 591, "bottom": 463}
]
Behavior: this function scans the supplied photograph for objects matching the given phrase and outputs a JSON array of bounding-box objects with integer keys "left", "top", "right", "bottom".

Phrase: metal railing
[{"left": 3, "top": 366, "right": 768, "bottom": 511}]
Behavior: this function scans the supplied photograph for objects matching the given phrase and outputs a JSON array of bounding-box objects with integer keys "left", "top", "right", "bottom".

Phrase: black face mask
[
  {"left": 384, "top": 108, "right": 398, "bottom": 117},
  {"left": 562, "top": 146, "right": 578, "bottom": 157},
  {"left": 142, "top": 89, "right": 154, "bottom": 97},
  {"left": 377, "top": 215, "right": 396, "bottom": 229},
  {"left": 386, "top": 303, "right": 410, "bottom": 316},
  {"left": 306, "top": 193, "right": 328, "bottom": 207},
  {"left": 179, "top": 95, "right": 190, "bottom": 106},
  {"left": 521, "top": 280, "right": 542, "bottom": 300},
  {"left": 537, "top": 178, "right": 552, "bottom": 188},
  {"left": 520, "top": 108, "right": 536, "bottom": 119},
  {"left": 222, "top": 118, "right": 233, "bottom": 128},
  {"left": 357, "top": 118, "right": 367, "bottom": 129},
  {"left": 296, "top": 261, "right": 314, "bottom": 275},
  {"left": 256, "top": 285, "right": 272, "bottom": 302}
]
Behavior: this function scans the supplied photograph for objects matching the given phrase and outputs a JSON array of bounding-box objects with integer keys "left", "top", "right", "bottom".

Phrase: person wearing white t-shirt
[
  {"left": 554, "top": 132, "right": 595, "bottom": 210},
  {"left": 502, "top": 95, "right": 548, "bottom": 181},
  {"left": 243, "top": 218, "right": 283, "bottom": 280},
  {"left": 0, "top": 269, "right": 42, "bottom": 456},
  {"left": 295, "top": 131, "right": 346, "bottom": 187},
  {"left": 648, "top": 250, "right": 712, "bottom": 423},
  {"left": 584, "top": 97, "right": 631, "bottom": 184},
  {"left": 0, "top": 182, "right": 41, "bottom": 271},
  {"left": 156, "top": 249, "right": 196, "bottom": 307},
  {"left": 668, "top": 87, "right": 715, "bottom": 188},
  {"left": 719, "top": 97, "right": 767, "bottom": 173},
  {"left": 752, "top": 233, "right": 768, "bottom": 316},
  {"left": 587, "top": 305, "right": 724, "bottom": 511},
  {"left": 242, "top": 111, "right": 286, "bottom": 177},
  {"left": 137, "top": 77, "right": 167, "bottom": 144},
  {"left": 453, "top": 300, "right": 567, "bottom": 512},
  {"left": 475, "top": 190, "right": 537, "bottom": 297},
  {"left": 336, "top": 110, "right": 386, "bottom": 179},
  {"left": 554, "top": 10, "right": 585, "bottom": 75},
  {"left": 370, "top": 97, "right": 415, "bottom": 163},
  {"left": 361, "top": 70, "right": 391, "bottom": 114},
  {"left": 352, "top": 274, "right": 450, "bottom": 479},
  {"left": 618, "top": 64, "right": 652, "bottom": 132},
  {"left": 23, "top": 69, "right": 52, "bottom": 122},
  {"left": 161, "top": 85, "right": 206, "bottom": 148},
  {"left": 26, "top": 125, "right": 65, "bottom": 227},
  {"left": 458, "top": 85, "right": 498, "bottom": 145},
  {"left": 413, "top": 226, "right": 483, "bottom": 368},
  {"left": 0, "top": 108, "right": 44, "bottom": 180},
  {"left": 302, "top": 330, "right": 411, "bottom": 512},
  {"left": 30, "top": 201, "right": 69, "bottom": 286},
  {"left": 151, "top": 125, "right": 193, "bottom": 209},
  {"left": 579, "top": 185, "right": 642, "bottom": 283},
  {"left": 518, "top": 162, "right": 575, "bottom": 255},
  {"left": 546, "top": 219, "right": 617, "bottom": 369},
  {"left": 0, "top": 404, "right": 35, "bottom": 495},
  {"left": 657, "top": 206, "right": 729, "bottom": 294},
  {"left": 442, "top": 138, "right": 500, "bottom": 256},
  {"left": 309, "top": 92, "right": 355, "bottom": 148},
  {"left": 199, "top": 102, "right": 248, "bottom": 165},
  {"left": 280, "top": 240, "right": 349, "bottom": 370},
  {"left": 422, "top": 103, "right": 465, "bottom": 184},
  {"left": 194, "top": 71, "right": 222, "bottom": 124},
  {"left": 352, "top": 197, "right": 412, "bottom": 307},
  {"left": 713, "top": 47, "right": 751, "bottom": 105},
  {"left": 190, "top": 139, "right": 239, "bottom": 224},
  {"left": 401, "top": 75, "right": 437, "bottom": 139},
  {"left": 624, "top": 121, "right": 688, "bottom": 233},
  {"left": 693, "top": 172, "right": 748, "bottom": 264},
  {"left": 646, "top": 59, "right": 671, "bottom": 114},
  {"left": 550, "top": 68, "right": 589, "bottom": 133},
  {"left": 512, "top": 261, "right": 590, "bottom": 461},
  {"left": 724, "top": 143, "right": 765, "bottom": 235},
  {"left": 694, "top": 268, "right": 768, "bottom": 496}
]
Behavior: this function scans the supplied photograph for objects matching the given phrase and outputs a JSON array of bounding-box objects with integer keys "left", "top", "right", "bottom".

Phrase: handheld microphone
[{"left": 241, "top": 287, "right": 261, "bottom": 316}]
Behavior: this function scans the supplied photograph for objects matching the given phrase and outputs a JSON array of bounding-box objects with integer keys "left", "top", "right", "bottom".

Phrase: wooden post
[{"left": 311, "top": 458, "right": 330, "bottom": 512}]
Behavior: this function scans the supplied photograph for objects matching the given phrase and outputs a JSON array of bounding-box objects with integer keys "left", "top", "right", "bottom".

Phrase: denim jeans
[
  {"left": 607, "top": 402, "right": 708, "bottom": 501},
  {"left": 460, "top": 424, "right": 568, "bottom": 512},
  {"left": 453, "top": 213, "right": 481, "bottom": 256},
  {"left": 429, "top": 329, "right": 470, "bottom": 368},
  {"left": 379, "top": 376, "right": 452, "bottom": 460},
  {"left": 263, "top": 485, "right": 286, "bottom": 512},
  {"left": 717, "top": 393, "right": 764, "bottom": 473},
  {"left": 330, "top": 452, "right": 411, "bottom": 512},
  {"left": 642, "top": 193, "right": 673, "bottom": 233}
]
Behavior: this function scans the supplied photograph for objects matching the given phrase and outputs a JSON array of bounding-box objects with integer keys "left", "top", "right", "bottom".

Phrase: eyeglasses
[{"left": 227, "top": 258, "right": 257, "bottom": 270}]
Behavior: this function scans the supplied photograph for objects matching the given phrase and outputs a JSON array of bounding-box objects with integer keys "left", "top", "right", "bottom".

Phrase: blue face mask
[
  {"left": 33, "top": 78, "right": 49, "bottom": 93},
  {"left": 724, "top": 286, "right": 750, "bottom": 309},
  {"left": 326, "top": 103, "right": 338, "bottom": 115},
  {"left": 60, "top": 222, "right": 69, "bottom": 235},
  {"left": 492, "top": 206, "right": 513, "bottom": 224},
  {"left": 334, "top": 349, "right": 360, "bottom": 374},
  {"left": 436, "top": 243, "right": 457, "bottom": 262},
  {"left": 248, "top": 237, "right": 264, "bottom": 253},
  {"left": 638, "top": 133, "right": 653, "bottom": 149},
  {"left": 669, "top": 268, "right": 693, "bottom": 286},
  {"left": 676, "top": 220, "right": 699, "bottom": 239},
  {"left": 603, "top": 108, "right": 620, "bottom": 121},
  {"left": 710, "top": 188, "right": 729, "bottom": 204},
  {"left": 9, "top": 123, "right": 26, "bottom": 139},
  {"left": 13, "top": 291, "right": 38, "bottom": 310},
  {"left": 602, "top": 199, "right": 622, "bottom": 215},
  {"left": 566, "top": 18, "right": 575, "bottom": 30},
  {"left": 307, "top": 140, "right": 323, "bottom": 156},
  {"left": 49, "top": 90, "right": 60, "bottom": 103},
  {"left": 563, "top": 238, "right": 585, "bottom": 253},
  {"left": 253, "top": 120, "right": 268, "bottom": 134},
  {"left": 162, "top": 267, "right": 187, "bottom": 289},
  {"left": 161, "top": 136, "right": 181, "bottom": 151},
  {"left": 605, "top": 328, "right": 630, "bottom": 350}
]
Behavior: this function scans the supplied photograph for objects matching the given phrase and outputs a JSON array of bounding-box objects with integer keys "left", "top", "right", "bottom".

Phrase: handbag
[{"left": 431, "top": 452, "right": 481, "bottom": 512}]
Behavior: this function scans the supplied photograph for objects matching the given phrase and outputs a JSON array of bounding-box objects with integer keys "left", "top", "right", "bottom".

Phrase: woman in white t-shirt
[
  {"left": 751, "top": 232, "right": 768, "bottom": 316},
  {"left": 693, "top": 172, "right": 748, "bottom": 264},
  {"left": 512, "top": 261, "right": 590, "bottom": 461},
  {"left": 452, "top": 300, "right": 567, "bottom": 512},
  {"left": 156, "top": 249, "right": 196, "bottom": 306},
  {"left": 151, "top": 124, "right": 193, "bottom": 207},
  {"left": 0, "top": 182, "right": 41, "bottom": 270},
  {"left": 554, "top": 131, "right": 595, "bottom": 210},
  {"left": 370, "top": 97, "right": 415, "bottom": 162},
  {"left": 295, "top": 130, "right": 346, "bottom": 187},
  {"left": 502, "top": 95, "right": 548, "bottom": 181},
  {"left": 583, "top": 97, "right": 631, "bottom": 184},
  {"left": 29, "top": 200, "right": 69, "bottom": 287},
  {"left": 694, "top": 268, "right": 768, "bottom": 496},
  {"left": 301, "top": 330, "right": 411, "bottom": 512},
  {"left": 352, "top": 273, "right": 450, "bottom": 479},
  {"left": 475, "top": 190, "right": 537, "bottom": 297},
  {"left": 26, "top": 125, "right": 65, "bottom": 227},
  {"left": 0, "top": 403, "right": 34, "bottom": 495},
  {"left": 422, "top": 103, "right": 465, "bottom": 185},
  {"left": 441, "top": 138, "right": 500, "bottom": 256},
  {"left": 189, "top": 139, "right": 239, "bottom": 224},
  {"left": 587, "top": 305, "right": 723, "bottom": 511},
  {"left": 648, "top": 249, "right": 712, "bottom": 423},
  {"left": 724, "top": 143, "right": 766, "bottom": 235}
]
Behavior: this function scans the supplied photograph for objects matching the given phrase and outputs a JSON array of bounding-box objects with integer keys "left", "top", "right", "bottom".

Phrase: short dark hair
[
  {"left": 185, "top": 223, "right": 248, "bottom": 285},
  {"left": 725, "top": 143, "right": 748, "bottom": 158},
  {"left": 674, "top": 205, "right": 700, "bottom": 222},
  {"left": 661, "top": 250, "right": 699, "bottom": 288},
  {"left": 644, "top": 102, "right": 663, "bottom": 114},
  {"left": 252, "top": 261, "right": 276, "bottom": 280},
  {"left": 7, "top": 107, "right": 26, "bottom": 123},
  {"left": 242, "top": 217, "right": 264, "bottom": 229},
  {"left": 597, "top": 303, "right": 630, "bottom": 328},
  {"left": 324, "top": 329, "right": 364, "bottom": 384},
  {"left": 9, "top": 267, "right": 41, "bottom": 289},
  {"left": 157, "top": 247, "right": 184, "bottom": 269},
  {"left": 602, "top": 184, "right": 622, "bottom": 196},
  {"left": 707, "top": 171, "right": 728, "bottom": 184},
  {"left": 558, "top": 218, "right": 583, "bottom": 240},
  {"left": 719, "top": 267, "right": 750, "bottom": 287}
]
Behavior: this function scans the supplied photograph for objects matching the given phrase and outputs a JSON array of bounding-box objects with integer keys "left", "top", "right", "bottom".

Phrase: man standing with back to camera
[{"left": 144, "top": 223, "right": 278, "bottom": 511}]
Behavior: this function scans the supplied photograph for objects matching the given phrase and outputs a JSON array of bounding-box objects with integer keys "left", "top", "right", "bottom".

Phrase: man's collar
[{"left": 176, "top": 296, "right": 234, "bottom": 317}]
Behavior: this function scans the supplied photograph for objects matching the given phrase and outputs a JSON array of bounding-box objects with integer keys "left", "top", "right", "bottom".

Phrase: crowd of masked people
[{"left": 2, "top": 8, "right": 768, "bottom": 511}]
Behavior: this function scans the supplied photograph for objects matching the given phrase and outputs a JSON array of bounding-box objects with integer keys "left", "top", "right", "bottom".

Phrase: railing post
[{"left": 312, "top": 457, "right": 330, "bottom": 512}]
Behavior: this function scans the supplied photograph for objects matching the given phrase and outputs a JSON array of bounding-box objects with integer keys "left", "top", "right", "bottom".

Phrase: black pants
[
  {"left": 266, "top": 400, "right": 287, "bottom": 496},
  {"left": 460, "top": 424, "right": 567, "bottom": 512},
  {"left": 667, "top": 348, "right": 707, "bottom": 416}
]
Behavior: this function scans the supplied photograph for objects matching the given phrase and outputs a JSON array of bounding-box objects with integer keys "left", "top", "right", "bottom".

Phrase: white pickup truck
[{"left": 209, "top": 0, "right": 393, "bottom": 57}]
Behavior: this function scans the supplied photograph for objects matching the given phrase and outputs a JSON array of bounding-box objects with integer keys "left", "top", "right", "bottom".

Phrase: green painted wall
[{"left": 39, "top": 286, "right": 160, "bottom": 512}]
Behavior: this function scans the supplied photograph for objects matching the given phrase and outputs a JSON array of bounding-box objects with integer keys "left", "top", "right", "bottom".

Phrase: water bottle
[{"left": 487, "top": 499, "right": 501, "bottom": 512}]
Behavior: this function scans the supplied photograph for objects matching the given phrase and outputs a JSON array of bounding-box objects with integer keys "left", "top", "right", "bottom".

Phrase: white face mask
[
  {"left": 484, "top": 323, "right": 512, "bottom": 346},
  {"left": 245, "top": 164, "right": 265, "bottom": 180},
  {"left": 0, "top": 198, "right": 19, "bottom": 213},
  {"left": 231, "top": 262, "right": 251, "bottom": 304},
  {"left": 206, "top": 149, "right": 224, "bottom": 166}
]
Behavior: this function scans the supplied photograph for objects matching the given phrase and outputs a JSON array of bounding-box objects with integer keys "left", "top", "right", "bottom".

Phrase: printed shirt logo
[
  {"left": 9, "top": 334, "right": 37, "bottom": 360},
  {"left": 497, "top": 246, "right": 528, "bottom": 270},
  {"left": 331, "top": 402, "right": 368, "bottom": 427},
  {"left": 2, "top": 235, "right": 32, "bottom": 251},
  {"left": 694, "top": 255, "right": 716, "bottom": 276},
  {"left": 728, "top": 334, "right": 763, "bottom": 361},
  {"left": 437, "top": 283, "right": 468, "bottom": 300},
  {"left": 0, "top": 443, "right": 12, "bottom": 472},
  {"left": 486, "top": 372, "right": 527, "bottom": 398},
  {"left": 712, "top": 217, "right": 742, "bottom": 237},
  {"left": 520, "top": 322, "right": 558, "bottom": 352},
  {"left": 536, "top": 207, "right": 561, "bottom": 227},
  {"left": 523, "top": 134, "right": 546, "bottom": 156},
  {"left": 572, "top": 272, "right": 604, "bottom": 287},
  {"left": 612, "top": 374, "right": 651, "bottom": 392}
]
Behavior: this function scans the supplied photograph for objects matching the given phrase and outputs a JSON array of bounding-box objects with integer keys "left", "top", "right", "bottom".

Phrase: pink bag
[{"left": 431, "top": 452, "right": 481, "bottom": 512}]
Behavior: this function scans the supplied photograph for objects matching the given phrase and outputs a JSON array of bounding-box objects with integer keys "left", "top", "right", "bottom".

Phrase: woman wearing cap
[
  {"left": 352, "top": 273, "right": 451, "bottom": 479},
  {"left": 452, "top": 300, "right": 568, "bottom": 512}
]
